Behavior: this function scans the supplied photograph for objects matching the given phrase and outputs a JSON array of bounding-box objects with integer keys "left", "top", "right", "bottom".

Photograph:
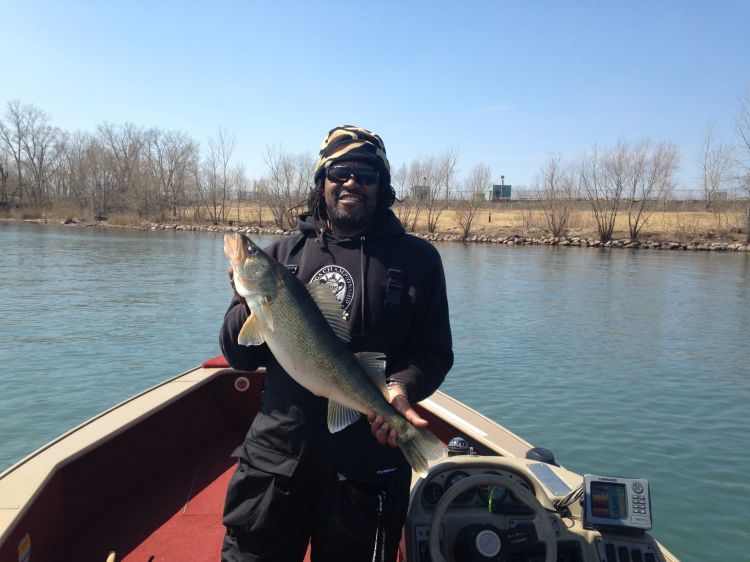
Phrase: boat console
[{"left": 405, "top": 448, "right": 668, "bottom": 562}]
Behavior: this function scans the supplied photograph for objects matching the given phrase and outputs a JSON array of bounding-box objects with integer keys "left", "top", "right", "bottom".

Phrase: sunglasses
[{"left": 326, "top": 166, "right": 379, "bottom": 185}]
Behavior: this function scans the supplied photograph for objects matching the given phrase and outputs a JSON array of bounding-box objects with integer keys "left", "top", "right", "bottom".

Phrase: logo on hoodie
[{"left": 311, "top": 265, "right": 355, "bottom": 317}]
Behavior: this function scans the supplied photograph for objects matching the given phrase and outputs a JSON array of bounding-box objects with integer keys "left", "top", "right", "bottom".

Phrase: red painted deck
[
  {"left": 69, "top": 433, "right": 239, "bottom": 562},
  {"left": 54, "top": 367, "right": 317, "bottom": 562}
]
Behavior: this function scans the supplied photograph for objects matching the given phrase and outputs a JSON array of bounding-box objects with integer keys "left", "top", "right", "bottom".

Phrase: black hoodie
[{"left": 220, "top": 210, "right": 453, "bottom": 482}]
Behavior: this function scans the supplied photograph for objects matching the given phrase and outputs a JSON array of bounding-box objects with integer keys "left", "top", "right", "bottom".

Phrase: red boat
[{"left": 0, "top": 357, "right": 679, "bottom": 562}]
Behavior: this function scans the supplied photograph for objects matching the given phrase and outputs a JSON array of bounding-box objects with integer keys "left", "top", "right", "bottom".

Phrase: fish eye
[{"left": 247, "top": 245, "right": 258, "bottom": 256}]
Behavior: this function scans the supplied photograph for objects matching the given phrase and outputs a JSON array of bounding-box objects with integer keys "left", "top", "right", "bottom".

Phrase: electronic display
[
  {"left": 590, "top": 481, "right": 627, "bottom": 519},
  {"left": 583, "top": 474, "right": 652, "bottom": 532}
]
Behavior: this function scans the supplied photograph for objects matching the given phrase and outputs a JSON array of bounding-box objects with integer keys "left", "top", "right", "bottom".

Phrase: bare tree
[
  {"left": 292, "top": 153, "right": 314, "bottom": 224},
  {"left": 55, "top": 131, "right": 112, "bottom": 218},
  {"left": 56, "top": 131, "right": 87, "bottom": 212},
  {"left": 624, "top": 141, "right": 679, "bottom": 240},
  {"left": 48, "top": 131, "right": 72, "bottom": 204},
  {"left": 18, "top": 104, "right": 59, "bottom": 206},
  {"left": 98, "top": 123, "right": 148, "bottom": 217},
  {"left": 146, "top": 128, "right": 197, "bottom": 221},
  {"left": 0, "top": 100, "right": 29, "bottom": 206},
  {"left": 425, "top": 149, "right": 458, "bottom": 233},
  {"left": 0, "top": 152, "right": 10, "bottom": 206},
  {"left": 196, "top": 128, "right": 236, "bottom": 224},
  {"left": 233, "top": 164, "right": 248, "bottom": 224},
  {"left": 263, "top": 145, "right": 291, "bottom": 228},
  {"left": 537, "top": 155, "right": 577, "bottom": 237},
  {"left": 580, "top": 145, "right": 623, "bottom": 243},
  {"left": 699, "top": 122, "right": 735, "bottom": 212},
  {"left": 454, "top": 163, "right": 490, "bottom": 239},
  {"left": 736, "top": 88, "right": 750, "bottom": 244},
  {"left": 740, "top": 175, "right": 750, "bottom": 244},
  {"left": 395, "top": 156, "right": 436, "bottom": 232},
  {"left": 253, "top": 178, "right": 267, "bottom": 226},
  {"left": 263, "top": 145, "right": 312, "bottom": 229},
  {"left": 76, "top": 136, "right": 116, "bottom": 219},
  {"left": 391, "top": 163, "right": 410, "bottom": 227}
]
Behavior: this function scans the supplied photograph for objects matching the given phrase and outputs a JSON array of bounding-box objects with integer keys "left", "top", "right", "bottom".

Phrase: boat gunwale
[
  {"left": 0, "top": 365, "right": 225, "bottom": 480},
  {"left": 419, "top": 391, "right": 535, "bottom": 458},
  {"left": 0, "top": 364, "right": 243, "bottom": 545}
]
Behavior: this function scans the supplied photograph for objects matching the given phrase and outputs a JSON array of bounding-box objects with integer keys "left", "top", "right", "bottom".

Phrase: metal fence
[{"left": 395, "top": 187, "right": 748, "bottom": 203}]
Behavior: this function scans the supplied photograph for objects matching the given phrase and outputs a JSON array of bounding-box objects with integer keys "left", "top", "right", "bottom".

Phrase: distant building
[
  {"left": 411, "top": 185, "right": 431, "bottom": 200},
  {"left": 485, "top": 181, "right": 511, "bottom": 200}
]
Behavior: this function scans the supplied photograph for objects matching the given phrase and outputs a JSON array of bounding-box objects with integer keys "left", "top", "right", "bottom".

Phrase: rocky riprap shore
[
  {"left": 25, "top": 218, "right": 750, "bottom": 252},
  {"left": 418, "top": 233, "right": 750, "bottom": 252}
]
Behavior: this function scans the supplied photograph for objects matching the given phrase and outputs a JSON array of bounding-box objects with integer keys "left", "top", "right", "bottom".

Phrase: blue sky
[{"left": 1, "top": 0, "right": 748, "bottom": 190}]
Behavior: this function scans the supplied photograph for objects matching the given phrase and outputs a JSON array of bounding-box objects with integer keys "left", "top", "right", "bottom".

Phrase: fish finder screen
[{"left": 590, "top": 481, "right": 627, "bottom": 519}]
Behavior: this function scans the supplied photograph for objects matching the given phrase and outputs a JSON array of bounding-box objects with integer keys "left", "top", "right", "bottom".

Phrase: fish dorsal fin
[
  {"left": 355, "top": 351, "right": 388, "bottom": 400},
  {"left": 307, "top": 281, "right": 350, "bottom": 342},
  {"left": 327, "top": 401, "right": 362, "bottom": 433},
  {"left": 238, "top": 311, "right": 265, "bottom": 346}
]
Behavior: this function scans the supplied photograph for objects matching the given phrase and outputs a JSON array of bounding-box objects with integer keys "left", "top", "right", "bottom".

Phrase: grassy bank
[{"left": 4, "top": 201, "right": 749, "bottom": 250}]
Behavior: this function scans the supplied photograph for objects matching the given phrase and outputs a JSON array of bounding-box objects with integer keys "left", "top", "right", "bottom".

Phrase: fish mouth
[
  {"left": 223, "top": 233, "right": 243, "bottom": 265},
  {"left": 224, "top": 233, "right": 256, "bottom": 266}
]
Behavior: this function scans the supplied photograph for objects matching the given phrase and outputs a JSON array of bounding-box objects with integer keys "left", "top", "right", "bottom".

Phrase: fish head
[{"left": 223, "top": 233, "right": 282, "bottom": 299}]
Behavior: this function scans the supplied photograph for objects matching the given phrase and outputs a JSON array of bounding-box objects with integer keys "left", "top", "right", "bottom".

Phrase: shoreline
[{"left": 10, "top": 217, "right": 750, "bottom": 253}]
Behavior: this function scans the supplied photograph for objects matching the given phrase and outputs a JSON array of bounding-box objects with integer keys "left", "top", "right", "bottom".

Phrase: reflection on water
[{"left": 1, "top": 223, "right": 748, "bottom": 561}]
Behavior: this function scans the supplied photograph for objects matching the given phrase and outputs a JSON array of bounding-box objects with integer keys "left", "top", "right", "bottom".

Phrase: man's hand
[{"left": 368, "top": 383, "right": 428, "bottom": 448}]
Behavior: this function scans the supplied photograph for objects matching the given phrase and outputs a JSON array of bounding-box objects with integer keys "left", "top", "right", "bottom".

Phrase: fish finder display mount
[{"left": 583, "top": 474, "right": 652, "bottom": 533}]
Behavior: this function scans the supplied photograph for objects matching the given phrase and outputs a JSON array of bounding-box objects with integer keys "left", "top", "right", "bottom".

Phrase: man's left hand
[{"left": 368, "top": 384, "right": 429, "bottom": 448}]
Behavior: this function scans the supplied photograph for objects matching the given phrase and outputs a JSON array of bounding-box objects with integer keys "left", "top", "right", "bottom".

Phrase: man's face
[{"left": 323, "top": 161, "right": 380, "bottom": 235}]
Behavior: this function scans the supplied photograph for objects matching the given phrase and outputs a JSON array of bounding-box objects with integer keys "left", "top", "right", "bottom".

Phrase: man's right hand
[{"left": 367, "top": 384, "right": 429, "bottom": 448}]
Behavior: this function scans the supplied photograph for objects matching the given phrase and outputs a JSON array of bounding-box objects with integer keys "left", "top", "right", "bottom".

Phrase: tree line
[
  {"left": 2, "top": 93, "right": 749, "bottom": 243},
  {"left": 0, "top": 100, "right": 238, "bottom": 224}
]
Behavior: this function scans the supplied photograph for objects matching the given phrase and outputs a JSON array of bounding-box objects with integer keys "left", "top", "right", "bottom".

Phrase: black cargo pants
[{"left": 221, "top": 457, "right": 411, "bottom": 562}]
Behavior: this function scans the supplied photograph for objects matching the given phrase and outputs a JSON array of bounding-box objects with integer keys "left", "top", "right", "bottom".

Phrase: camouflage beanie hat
[{"left": 313, "top": 125, "right": 391, "bottom": 188}]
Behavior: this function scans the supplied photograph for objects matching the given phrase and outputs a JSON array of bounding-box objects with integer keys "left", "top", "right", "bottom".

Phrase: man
[{"left": 220, "top": 125, "right": 453, "bottom": 562}]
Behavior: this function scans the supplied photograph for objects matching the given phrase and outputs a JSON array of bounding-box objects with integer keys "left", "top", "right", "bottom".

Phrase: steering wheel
[{"left": 428, "top": 473, "right": 557, "bottom": 562}]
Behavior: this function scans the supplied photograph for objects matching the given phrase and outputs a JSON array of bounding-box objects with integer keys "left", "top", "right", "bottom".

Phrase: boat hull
[{"left": 0, "top": 359, "right": 679, "bottom": 562}]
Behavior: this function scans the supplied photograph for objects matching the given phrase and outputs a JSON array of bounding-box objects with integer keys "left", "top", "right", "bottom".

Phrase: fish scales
[{"left": 268, "top": 276, "right": 405, "bottom": 428}]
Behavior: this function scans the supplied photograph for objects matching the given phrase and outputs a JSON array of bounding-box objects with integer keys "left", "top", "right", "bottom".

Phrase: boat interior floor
[
  {"left": 69, "top": 430, "right": 242, "bottom": 562},
  {"left": 60, "top": 368, "right": 318, "bottom": 562}
]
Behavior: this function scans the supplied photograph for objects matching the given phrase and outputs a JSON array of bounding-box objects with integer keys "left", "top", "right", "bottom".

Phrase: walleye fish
[{"left": 223, "top": 232, "right": 445, "bottom": 474}]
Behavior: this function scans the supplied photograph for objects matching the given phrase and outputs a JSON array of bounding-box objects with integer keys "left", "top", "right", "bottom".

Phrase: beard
[
  {"left": 326, "top": 189, "right": 378, "bottom": 233},
  {"left": 329, "top": 203, "right": 372, "bottom": 230}
]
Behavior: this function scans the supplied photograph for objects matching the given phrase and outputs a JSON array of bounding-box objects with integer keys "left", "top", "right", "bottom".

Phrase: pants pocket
[{"left": 222, "top": 460, "right": 310, "bottom": 561}]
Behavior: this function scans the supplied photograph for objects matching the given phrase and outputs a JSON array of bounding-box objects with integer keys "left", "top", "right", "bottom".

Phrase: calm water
[{"left": 1, "top": 222, "right": 748, "bottom": 561}]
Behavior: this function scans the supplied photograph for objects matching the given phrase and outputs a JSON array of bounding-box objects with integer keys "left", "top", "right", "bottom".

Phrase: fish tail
[{"left": 398, "top": 426, "right": 446, "bottom": 475}]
